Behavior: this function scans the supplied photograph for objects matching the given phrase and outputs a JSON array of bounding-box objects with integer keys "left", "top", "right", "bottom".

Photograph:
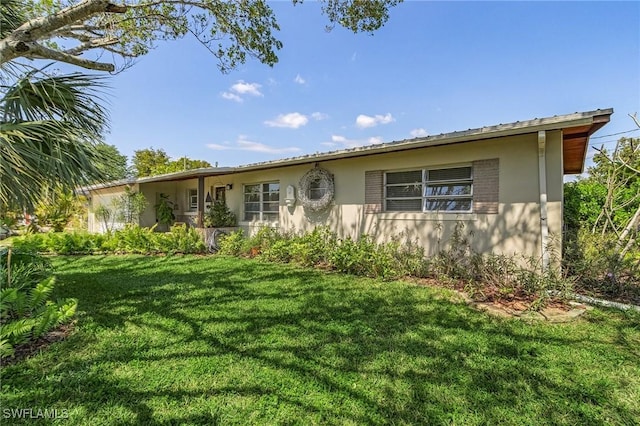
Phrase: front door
[{"left": 215, "top": 186, "right": 226, "bottom": 203}]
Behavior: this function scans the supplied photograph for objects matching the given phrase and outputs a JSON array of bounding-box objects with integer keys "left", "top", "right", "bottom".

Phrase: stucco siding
[
  {"left": 87, "top": 131, "right": 564, "bottom": 262},
  {"left": 87, "top": 185, "right": 135, "bottom": 233},
  {"left": 196, "top": 132, "right": 561, "bottom": 260}
]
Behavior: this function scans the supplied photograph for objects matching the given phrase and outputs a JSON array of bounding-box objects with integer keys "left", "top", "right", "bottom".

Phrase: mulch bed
[{"left": 1, "top": 322, "right": 75, "bottom": 366}]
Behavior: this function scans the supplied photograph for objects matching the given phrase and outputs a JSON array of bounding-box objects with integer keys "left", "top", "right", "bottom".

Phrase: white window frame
[
  {"left": 384, "top": 165, "right": 473, "bottom": 213},
  {"left": 187, "top": 188, "right": 198, "bottom": 211},
  {"left": 243, "top": 182, "right": 280, "bottom": 222}
]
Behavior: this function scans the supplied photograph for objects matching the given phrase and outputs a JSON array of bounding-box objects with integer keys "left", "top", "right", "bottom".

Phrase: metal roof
[{"left": 82, "top": 108, "right": 613, "bottom": 192}]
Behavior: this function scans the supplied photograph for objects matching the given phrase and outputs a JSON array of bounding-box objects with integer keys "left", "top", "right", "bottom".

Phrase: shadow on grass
[{"left": 2, "top": 255, "right": 639, "bottom": 425}]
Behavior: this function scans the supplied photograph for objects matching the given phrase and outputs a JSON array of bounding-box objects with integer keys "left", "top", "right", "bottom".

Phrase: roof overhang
[
  {"left": 561, "top": 112, "right": 612, "bottom": 174},
  {"left": 80, "top": 108, "right": 613, "bottom": 192}
]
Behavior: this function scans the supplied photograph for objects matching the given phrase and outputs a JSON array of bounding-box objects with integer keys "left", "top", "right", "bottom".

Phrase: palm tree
[
  {"left": 1, "top": 0, "right": 114, "bottom": 212},
  {"left": 1, "top": 66, "right": 112, "bottom": 211}
]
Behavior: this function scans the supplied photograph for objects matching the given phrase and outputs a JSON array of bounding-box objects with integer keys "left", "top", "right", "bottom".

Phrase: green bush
[
  {"left": 204, "top": 201, "right": 237, "bottom": 228},
  {"left": 564, "top": 229, "right": 639, "bottom": 300},
  {"left": 162, "top": 224, "right": 206, "bottom": 254},
  {"left": 0, "top": 248, "right": 77, "bottom": 358},
  {"left": 217, "top": 226, "right": 427, "bottom": 281},
  {"left": 11, "top": 225, "right": 207, "bottom": 255},
  {"left": 217, "top": 230, "right": 248, "bottom": 257}
]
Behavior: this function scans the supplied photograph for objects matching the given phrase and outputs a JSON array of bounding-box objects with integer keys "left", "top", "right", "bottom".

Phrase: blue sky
[{"left": 103, "top": 1, "right": 639, "bottom": 173}]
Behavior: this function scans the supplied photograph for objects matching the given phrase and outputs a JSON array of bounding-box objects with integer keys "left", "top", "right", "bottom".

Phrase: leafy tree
[
  {"left": 132, "top": 148, "right": 211, "bottom": 177},
  {"left": 564, "top": 134, "right": 639, "bottom": 293},
  {"left": 132, "top": 148, "right": 171, "bottom": 177},
  {"left": 0, "top": 0, "right": 401, "bottom": 73},
  {"left": 565, "top": 137, "right": 639, "bottom": 235},
  {"left": 95, "top": 143, "right": 129, "bottom": 181},
  {"left": 166, "top": 157, "right": 212, "bottom": 173}
]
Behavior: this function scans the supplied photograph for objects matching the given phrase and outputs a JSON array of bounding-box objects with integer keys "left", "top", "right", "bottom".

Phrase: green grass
[{"left": 2, "top": 255, "right": 639, "bottom": 425}]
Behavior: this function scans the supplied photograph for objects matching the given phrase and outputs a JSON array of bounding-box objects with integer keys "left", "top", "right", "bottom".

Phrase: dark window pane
[
  {"left": 425, "top": 184, "right": 472, "bottom": 197},
  {"left": 386, "top": 170, "right": 422, "bottom": 185},
  {"left": 244, "top": 212, "right": 260, "bottom": 221},
  {"left": 244, "top": 193, "right": 260, "bottom": 203},
  {"left": 244, "top": 184, "right": 260, "bottom": 194},
  {"left": 386, "top": 199, "right": 422, "bottom": 211},
  {"left": 263, "top": 183, "right": 279, "bottom": 192},
  {"left": 262, "top": 202, "right": 279, "bottom": 212},
  {"left": 264, "top": 191, "right": 280, "bottom": 202},
  {"left": 425, "top": 199, "right": 472, "bottom": 212},
  {"left": 244, "top": 202, "right": 260, "bottom": 212},
  {"left": 386, "top": 185, "right": 422, "bottom": 198},
  {"left": 428, "top": 167, "right": 471, "bottom": 182},
  {"left": 262, "top": 213, "right": 279, "bottom": 222}
]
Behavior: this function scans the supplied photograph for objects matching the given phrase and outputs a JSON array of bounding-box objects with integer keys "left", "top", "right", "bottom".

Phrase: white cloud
[
  {"left": 294, "top": 74, "right": 306, "bottom": 84},
  {"left": 207, "top": 135, "right": 300, "bottom": 155},
  {"left": 221, "top": 92, "right": 242, "bottom": 103},
  {"left": 230, "top": 80, "right": 262, "bottom": 96},
  {"left": 311, "top": 112, "right": 329, "bottom": 121},
  {"left": 323, "top": 134, "right": 382, "bottom": 149},
  {"left": 355, "top": 113, "right": 395, "bottom": 128},
  {"left": 264, "top": 112, "right": 309, "bottom": 129},
  {"left": 410, "top": 128, "right": 428, "bottom": 137},
  {"left": 221, "top": 80, "right": 263, "bottom": 102}
]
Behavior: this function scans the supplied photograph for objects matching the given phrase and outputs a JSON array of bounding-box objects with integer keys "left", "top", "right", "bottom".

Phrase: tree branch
[
  {"left": 64, "top": 37, "right": 120, "bottom": 56},
  {"left": 0, "top": 0, "right": 126, "bottom": 66},
  {"left": 25, "top": 42, "right": 115, "bottom": 72}
]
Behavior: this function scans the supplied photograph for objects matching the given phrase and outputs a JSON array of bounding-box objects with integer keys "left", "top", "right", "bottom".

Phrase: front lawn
[{"left": 2, "top": 255, "right": 639, "bottom": 425}]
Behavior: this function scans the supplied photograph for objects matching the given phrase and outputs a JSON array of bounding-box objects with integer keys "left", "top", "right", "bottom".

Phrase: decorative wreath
[{"left": 298, "top": 167, "right": 335, "bottom": 211}]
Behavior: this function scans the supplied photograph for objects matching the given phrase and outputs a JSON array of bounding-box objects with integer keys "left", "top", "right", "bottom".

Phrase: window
[
  {"left": 188, "top": 189, "right": 198, "bottom": 211},
  {"left": 385, "top": 166, "right": 472, "bottom": 212},
  {"left": 244, "top": 182, "right": 280, "bottom": 221}
]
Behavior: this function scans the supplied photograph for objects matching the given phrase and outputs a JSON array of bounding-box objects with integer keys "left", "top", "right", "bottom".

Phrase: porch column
[{"left": 197, "top": 176, "right": 205, "bottom": 228}]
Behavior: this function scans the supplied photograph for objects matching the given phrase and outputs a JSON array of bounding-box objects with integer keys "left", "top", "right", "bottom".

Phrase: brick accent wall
[
  {"left": 364, "top": 170, "right": 383, "bottom": 213},
  {"left": 472, "top": 158, "right": 499, "bottom": 214}
]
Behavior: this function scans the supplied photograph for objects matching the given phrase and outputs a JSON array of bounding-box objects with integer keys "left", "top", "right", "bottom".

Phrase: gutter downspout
[{"left": 538, "top": 131, "right": 550, "bottom": 272}]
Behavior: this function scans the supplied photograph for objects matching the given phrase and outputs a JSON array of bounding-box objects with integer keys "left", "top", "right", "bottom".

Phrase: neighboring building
[{"left": 82, "top": 109, "right": 612, "bottom": 265}]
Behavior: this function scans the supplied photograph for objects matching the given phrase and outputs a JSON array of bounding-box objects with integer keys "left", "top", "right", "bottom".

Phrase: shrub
[
  {"left": 564, "top": 229, "right": 639, "bottom": 301},
  {"left": 218, "top": 226, "right": 427, "bottom": 281},
  {"left": 11, "top": 226, "right": 208, "bottom": 255},
  {"left": 0, "top": 248, "right": 77, "bottom": 358},
  {"left": 162, "top": 224, "right": 206, "bottom": 254},
  {"left": 204, "top": 201, "right": 237, "bottom": 228},
  {"left": 217, "top": 230, "right": 248, "bottom": 257}
]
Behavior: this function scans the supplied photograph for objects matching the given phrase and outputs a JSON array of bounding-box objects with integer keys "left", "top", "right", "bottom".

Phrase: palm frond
[
  {"left": 1, "top": 70, "right": 110, "bottom": 136},
  {"left": 0, "top": 69, "right": 114, "bottom": 210},
  {"left": 0, "top": 0, "right": 25, "bottom": 38}
]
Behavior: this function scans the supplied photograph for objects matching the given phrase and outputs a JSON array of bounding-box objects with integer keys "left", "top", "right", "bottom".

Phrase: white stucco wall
[
  {"left": 88, "top": 131, "right": 564, "bottom": 262},
  {"left": 200, "top": 131, "right": 564, "bottom": 260}
]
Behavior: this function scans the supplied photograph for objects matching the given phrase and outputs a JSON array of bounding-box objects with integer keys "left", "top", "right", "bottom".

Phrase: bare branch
[
  {"left": 25, "top": 42, "right": 115, "bottom": 72},
  {"left": 64, "top": 36, "right": 119, "bottom": 55},
  {"left": 0, "top": 0, "right": 126, "bottom": 67}
]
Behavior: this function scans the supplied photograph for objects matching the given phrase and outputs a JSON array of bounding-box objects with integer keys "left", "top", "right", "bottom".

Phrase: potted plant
[{"left": 154, "top": 193, "right": 175, "bottom": 231}]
